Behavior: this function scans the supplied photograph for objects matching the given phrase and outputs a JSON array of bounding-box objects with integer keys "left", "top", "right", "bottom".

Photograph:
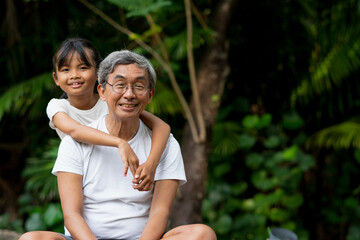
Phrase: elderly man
[{"left": 19, "top": 50, "right": 216, "bottom": 240}]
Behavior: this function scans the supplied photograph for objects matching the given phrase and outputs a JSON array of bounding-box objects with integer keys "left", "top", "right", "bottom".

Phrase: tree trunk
[{"left": 170, "top": 0, "right": 237, "bottom": 226}]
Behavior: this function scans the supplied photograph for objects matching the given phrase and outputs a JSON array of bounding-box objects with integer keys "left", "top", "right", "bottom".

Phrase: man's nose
[{"left": 123, "top": 85, "right": 136, "bottom": 98}]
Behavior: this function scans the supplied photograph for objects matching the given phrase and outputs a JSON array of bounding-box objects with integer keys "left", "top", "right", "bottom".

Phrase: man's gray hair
[{"left": 98, "top": 50, "right": 157, "bottom": 90}]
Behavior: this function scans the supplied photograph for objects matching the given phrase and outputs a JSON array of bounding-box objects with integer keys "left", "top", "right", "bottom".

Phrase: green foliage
[
  {"left": 22, "top": 138, "right": 60, "bottom": 201},
  {"left": 107, "top": 0, "right": 172, "bottom": 18},
  {"left": 146, "top": 80, "right": 183, "bottom": 115},
  {"left": 204, "top": 112, "right": 313, "bottom": 239},
  {"left": 0, "top": 73, "right": 53, "bottom": 120},
  {"left": 0, "top": 213, "right": 23, "bottom": 233},
  {"left": 20, "top": 202, "right": 63, "bottom": 232},
  {"left": 307, "top": 118, "right": 360, "bottom": 149},
  {"left": 15, "top": 138, "right": 63, "bottom": 232},
  {"left": 293, "top": 0, "right": 360, "bottom": 103}
]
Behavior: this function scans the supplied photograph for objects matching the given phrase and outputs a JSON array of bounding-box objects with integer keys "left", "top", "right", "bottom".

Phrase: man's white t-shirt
[
  {"left": 46, "top": 98, "right": 108, "bottom": 139},
  {"left": 52, "top": 115, "right": 186, "bottom": 240}
]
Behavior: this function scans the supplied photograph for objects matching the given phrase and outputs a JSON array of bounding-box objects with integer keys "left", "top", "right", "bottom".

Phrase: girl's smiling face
[{"left": 53, "top": 50, "right": 98, "bottom": 100}]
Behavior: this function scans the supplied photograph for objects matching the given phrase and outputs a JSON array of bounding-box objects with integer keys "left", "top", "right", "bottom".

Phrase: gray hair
[{"left": 98, "top": 50, "right": 156, "bottom": 90}]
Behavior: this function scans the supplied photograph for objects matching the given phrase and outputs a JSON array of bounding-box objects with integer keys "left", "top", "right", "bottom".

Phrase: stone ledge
[{"left": 0, "top": 229, "right": 21, "bottom": 240}]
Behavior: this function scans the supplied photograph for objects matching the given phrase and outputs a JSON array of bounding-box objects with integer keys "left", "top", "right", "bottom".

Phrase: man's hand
[
  {"left": 132, "top": 161, "right": 156, "bottom": 191},
  {"left": 117, "top": 140, "right": 139, "bottom": 177}
]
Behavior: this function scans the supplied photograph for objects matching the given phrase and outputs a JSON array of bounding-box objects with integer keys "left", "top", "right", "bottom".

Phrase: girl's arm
[
  {"left": 139, "top": 180, "right": 179, "bottom": 240},
  {"left": 58, "top": 172, "right": 97, "bottom": 240},
  {"left": 133, "top": 111, "right": 171, "bottom": 191},
  {"left": 52, "top": 112, "right": 139, "bottom": 176}
]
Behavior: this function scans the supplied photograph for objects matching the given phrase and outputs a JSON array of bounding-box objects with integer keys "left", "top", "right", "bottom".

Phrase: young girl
[{"left": 46, "top": 37, "right": 170, "bottom": 191}]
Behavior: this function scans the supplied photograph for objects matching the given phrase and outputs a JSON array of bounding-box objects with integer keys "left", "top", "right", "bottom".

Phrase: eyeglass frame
[{"left": 105, "top": 81, "right": 150, "bottom": 96}]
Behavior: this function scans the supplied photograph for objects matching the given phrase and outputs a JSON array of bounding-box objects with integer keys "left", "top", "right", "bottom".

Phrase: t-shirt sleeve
[
  {"left": 154, "top": 135, "right": 187, "bottom": 186},
  {"left": 52, "top": 135, "right": 84, "bottom": 176},
  {"left": 46, "top": 98, "right": 68, "bottom": 130}
]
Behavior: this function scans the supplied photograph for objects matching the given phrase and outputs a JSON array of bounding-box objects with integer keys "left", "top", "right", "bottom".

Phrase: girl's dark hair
[{"left": 52, "top": 38, "right": 102, "bottom": 98}]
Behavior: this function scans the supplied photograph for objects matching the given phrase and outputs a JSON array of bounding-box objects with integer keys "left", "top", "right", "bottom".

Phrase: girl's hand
[
  {"left": 132, "top": 161, "right": 156, "bottom": 191},
  {"left": 117, "top": 140, "right": 139, "bottom": 177}
]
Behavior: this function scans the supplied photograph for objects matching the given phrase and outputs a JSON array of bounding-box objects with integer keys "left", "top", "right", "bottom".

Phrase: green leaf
[
  {"left": 281, "top": 193, "right": 304, "bottom": 210},
  {"left": 212, "top": 122, "right": 242, "bottom": 155},
  {"left": 347, "top": 225, "right": 360, "bottom": 240},
  {"left": 246, "top": 153, "right": 264, "bottom": 169},
  {"left": 265, "top": 152, "right": 284, "bottom": 169},
  {"left": 107, "top": 0, "right": 172, "bottom": 17},
  {"left": 241, "top": 199, "right": 256, "bottom": 211},
  {"left": 264, "top": 135, "right": 281, "bottom": 148},
  {"left": 307, "top": 118, "right": 360, "bottom": 149},
  {"left": 283, "top": 145, "right": 299, "bottom": 160},
  {"left": 354, "top": 148, "right": 360, "bottom": 165},
  {"left": 251, "top": 171, "right": 278, "bottom": 191},
  {"left": 242, "top": 115, "right": 259, "bottom": 129},
  {"left": 231, "top": 182, "right": 248, "bottom": 196},
  {"left": 257, "top": 113, "right": 272, "bottom": 128},
  {"left": 25, "top": 213, "right": 46, "bottom": 231},
  {"left": 0, "top": 73, "right": 52, "bottom": 120},
  {"left": 282, "top": 112, "right": 304, "bottom": 130},
  {"left": 238, "top": 134, "right": 256, "bottom": 150},
  {"left": 297, "top": 152, "right": 315, "bottom": 171},
  {"left": 233, "top": 213, "right": 266, "bottom": 228},
  {"left": 214, "top": 163, "right": 231, "bottom": 178},
  {"left": 43, "top": 203, "right": 63, "bottom": 227},
  {"left": 268, "top": 208, "right": 290, "bottom": 222},
  {"left": 214, "top": 214, "right": 233, "bottom": 234},
  {"left": 344, "top": 197, "right": 358, "bottom": 210}
]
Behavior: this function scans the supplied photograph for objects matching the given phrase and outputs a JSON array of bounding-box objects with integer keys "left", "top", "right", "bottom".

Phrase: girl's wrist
[{"left": 116, "top": 138, "right": 127, "bottom": 148}]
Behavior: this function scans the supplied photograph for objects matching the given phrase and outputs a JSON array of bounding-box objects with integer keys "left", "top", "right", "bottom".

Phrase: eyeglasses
[{"left": 106, "top": 81, "right": 149, "bottom": 96}]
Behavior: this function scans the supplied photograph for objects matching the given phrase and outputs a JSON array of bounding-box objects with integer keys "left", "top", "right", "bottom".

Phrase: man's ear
[
  {"left": 98, "top": 84, "right": 106, "bottom": 101},
  {"left": 52, "top": 72, "right": 60, "bottom": 86},
  {"left": 147, "top": 88, "right": 155, "bottom": 104}
]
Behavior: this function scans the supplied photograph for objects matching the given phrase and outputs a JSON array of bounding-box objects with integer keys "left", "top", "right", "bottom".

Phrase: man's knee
[
  {"left": 18, "top": 231, "right": 64, "bottom": 240},
  {"left": 18, "top": 232, "right": 37, "bottom": 240},
  {"left": 191, "top": 224, "right": 217, "bottom": 240}
]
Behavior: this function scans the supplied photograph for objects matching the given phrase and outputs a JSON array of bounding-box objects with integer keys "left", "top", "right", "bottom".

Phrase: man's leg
[
  {"left": 161, "top": 224, "right": 217, "bottom": 240},
  {"left": 18, "top": 231, "right": 69, "bottom": 240}
]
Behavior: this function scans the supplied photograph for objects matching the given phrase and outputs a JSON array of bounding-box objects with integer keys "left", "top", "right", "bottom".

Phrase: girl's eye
[
  {"left": 80, "top": 66, "right": 89, "bottom": 70},
  {"left": 60, "top": 68, "right": 69, "bottom": 72}
]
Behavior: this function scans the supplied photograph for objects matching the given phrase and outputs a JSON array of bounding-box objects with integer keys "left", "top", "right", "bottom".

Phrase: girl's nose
[{"left": 70, "top": 69, "right": 80, "bottom": 79}]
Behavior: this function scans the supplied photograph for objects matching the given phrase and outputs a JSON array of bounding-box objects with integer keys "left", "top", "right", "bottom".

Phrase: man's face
[{"left": 99, "top": 63, "right": 154, "bottom": 120}]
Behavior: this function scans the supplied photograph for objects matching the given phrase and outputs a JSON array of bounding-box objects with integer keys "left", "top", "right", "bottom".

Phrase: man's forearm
[
  {"left": 65, "top": 213, "right": 97, "bottom": 240},
  {"left": 139, "top": 209, "right": 169, "bottom": 240}
]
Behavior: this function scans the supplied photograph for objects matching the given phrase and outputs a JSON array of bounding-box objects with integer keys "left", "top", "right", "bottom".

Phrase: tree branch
[{"left": 184, "top": 0, "right": 206, "bottom": 142}]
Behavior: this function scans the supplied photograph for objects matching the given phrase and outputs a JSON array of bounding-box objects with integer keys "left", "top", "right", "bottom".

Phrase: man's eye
[
  {"left": 134, "top": 85, "right": 145, "bottom": 90},
  {"left": 114, "top": 83, "right": 126, "bottom": 88}
]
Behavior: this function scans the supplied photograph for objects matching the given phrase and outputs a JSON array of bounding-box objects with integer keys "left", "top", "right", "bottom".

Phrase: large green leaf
[
  {"left": 212, "top": 122, "right": 242, "bottom": 155},
  {"left": 307, "top": 118, "right": 360, "bottom": 149},
  {"left": 293, "top": 0, "right": 360, "bottom": 104},
  {"left": 0, "top": 73, "right": 53, "bottom": 120}
]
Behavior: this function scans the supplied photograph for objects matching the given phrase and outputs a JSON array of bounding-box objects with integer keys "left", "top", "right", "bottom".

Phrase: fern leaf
[
  {"left": 0, "top": 73, "right": 52, "bottom": 120},
  {"left": 307, "top": 118, "right": 360, "bottom": 149},
  {"left": 212, "top": 122, "right": 242, "bottom": 156}
]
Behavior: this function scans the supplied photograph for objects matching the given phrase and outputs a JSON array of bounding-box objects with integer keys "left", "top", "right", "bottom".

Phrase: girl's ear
[
  {"left": 98, "top": 84, "right": 106, "bottom": 101},
  {"left": 52, "top": 72, "right": 60, "bottom": 86}
]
